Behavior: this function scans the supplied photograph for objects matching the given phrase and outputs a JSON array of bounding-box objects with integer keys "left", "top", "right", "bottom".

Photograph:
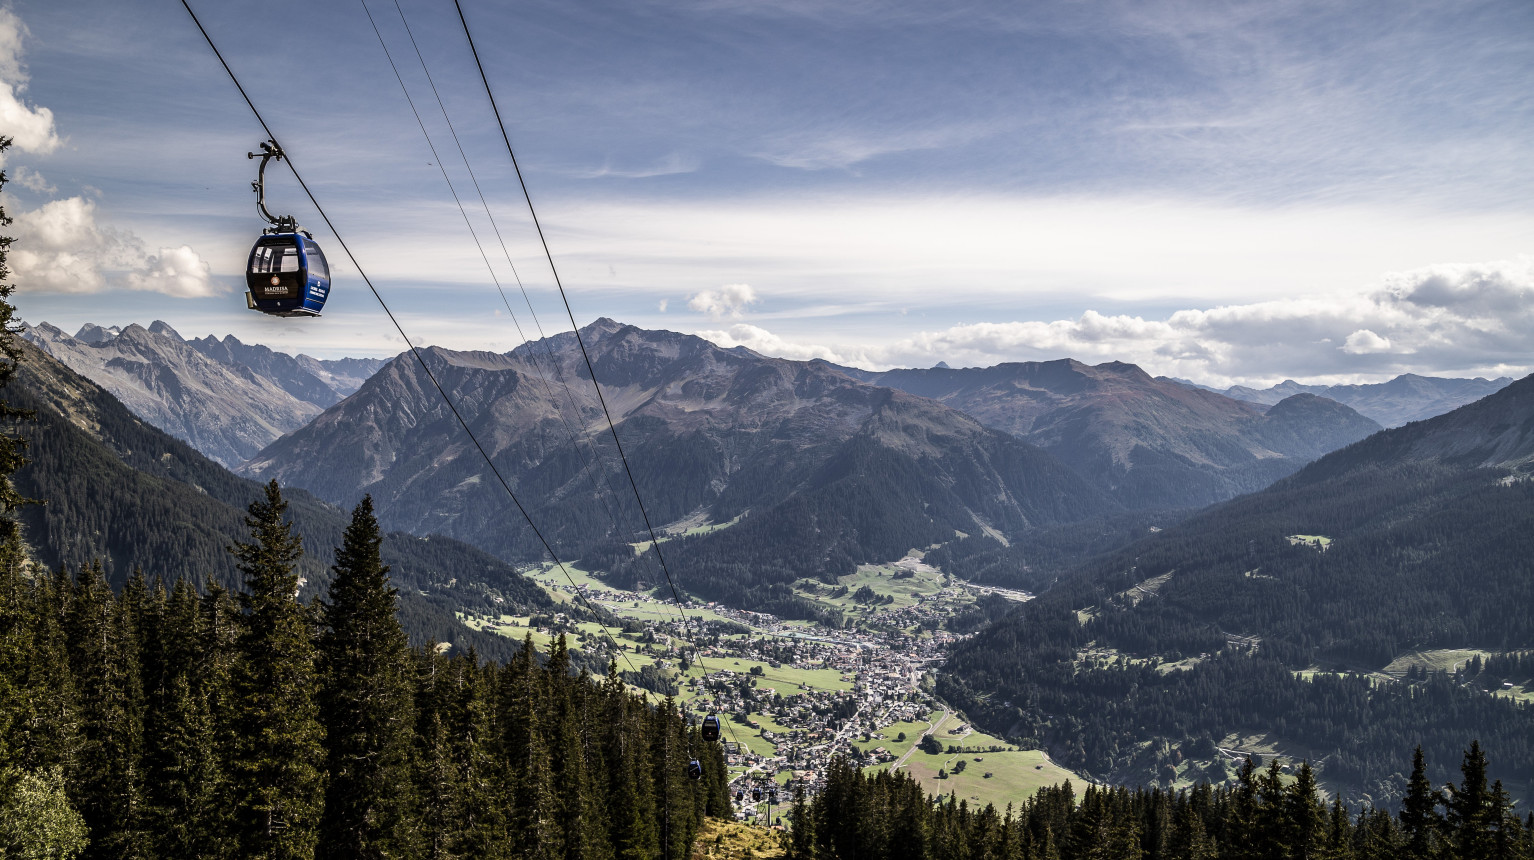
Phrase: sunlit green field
[
  {"left": 903, "top": 749, "right": 1081, "bottom": 808},
  {"left": 1381, "top": 648, "right": 1495, "bottom": 676},
  {"left": 851, "top": 710, "right": 945, "bottom": 760}
]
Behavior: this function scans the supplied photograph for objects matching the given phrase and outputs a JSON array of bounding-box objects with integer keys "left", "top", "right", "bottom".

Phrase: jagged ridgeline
[
  {"left": 241, "top": 321, "right": 1124, "bottom": 614},
  {"left": 8, "top": 339, "right": 553, "bottom": 660},
  {"left": 941, "top": 374, "right": 1534, "bottom": 804}
]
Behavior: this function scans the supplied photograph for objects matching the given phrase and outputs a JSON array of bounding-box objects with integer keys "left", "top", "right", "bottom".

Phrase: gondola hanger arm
[{"left": 248, "top": 139, "right": 299, "bottom": 234}]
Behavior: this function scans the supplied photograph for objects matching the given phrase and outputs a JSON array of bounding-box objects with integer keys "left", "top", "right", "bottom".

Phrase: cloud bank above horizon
[{"left": 696, "top": 256, "right": 1534, "bottom": 386}]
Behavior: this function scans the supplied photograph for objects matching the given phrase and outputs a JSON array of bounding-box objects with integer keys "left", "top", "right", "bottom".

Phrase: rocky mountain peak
[
  {"left": 148, "top": 320, "right": 182, "bottom": 340},
  {"left": 18, "top": 319, "right": 388, "bottom": 468},
  {"left": 74, "top": 323, "right": 121, "bottom": 344}
]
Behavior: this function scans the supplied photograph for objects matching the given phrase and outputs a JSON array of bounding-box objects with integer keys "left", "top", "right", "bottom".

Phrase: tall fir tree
[
  {"left": 1399, "top": 746, "right": 1442, "bottom": 859},
  {"left": 0, "top": 134, "right": 44, "bottom": 848},
  {"left": 318, "top": 495, "right": 421, "bottom": 859},
  {"left": 228, "top": 480, "right": 326, "bottom": 859},
  {"left": 1445, "top": 740, "right": 1495, "bottom": 860},
  {"left": 64, "top": 562, "right": 149, "bottom": 860}
]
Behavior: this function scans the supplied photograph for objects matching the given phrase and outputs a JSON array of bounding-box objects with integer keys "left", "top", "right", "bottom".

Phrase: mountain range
[
  {"left": 1176, "top": 373, "right": 1514, "bottom": 427},
  {"left": 22, "top": 321, "right": 385, "bottom": 467},
  {"left": 836, "top": 359, "right": 1382, "bottom": 510},
  {"left": 240, "top": 320, "right": 1127, "bottom": 613}
]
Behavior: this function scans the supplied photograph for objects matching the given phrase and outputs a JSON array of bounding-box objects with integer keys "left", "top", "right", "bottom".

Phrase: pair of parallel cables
[{"left": 180, "top": 0, "right": 749, "bottom": 754}]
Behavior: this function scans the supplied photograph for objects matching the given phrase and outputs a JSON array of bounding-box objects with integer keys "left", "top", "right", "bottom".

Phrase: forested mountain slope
[
  {"left": 837, "top": 359, "right": 1380, "bottom": 510},
  {"left": 940, "top": 374, "right": 1534, "bottom": 803},
  {"left": 9, "top": 340, "right": 549, "bottom": 659},
  {"left": 243, "top": 320, "right": 1119, "bottom": 613}
]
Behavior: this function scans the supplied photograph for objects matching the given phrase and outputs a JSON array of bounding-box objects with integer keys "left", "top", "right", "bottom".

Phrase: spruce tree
[
  {"left": 65, "top": 562, "right": 149, "bottom": 860},
  {"left": 1399, "top": 746, "right": 1441, "bottom": 859},
  {"left": 503, "top": 632, "right": 558, "bottom": 857},
  {"left": 1445, "top": 740, "right": 1494, "bottom": 860},
  {"left": 145, "top": 580, "right": 225, "bottom": 860},
  {"left": 1284, "top": 762, "right": 1326, "bottom": 859},
  {"left": 228, "top": 480, "right": 326, "bottom": 859},
  {"left": 318, "top": 495, "right": 421, "bottom": 859},
  {"left": 0, "top": 133, "right": 38, "bottom": 817},
  {"left": 0, "top": 136, "right": 34, "bottom": 550}
]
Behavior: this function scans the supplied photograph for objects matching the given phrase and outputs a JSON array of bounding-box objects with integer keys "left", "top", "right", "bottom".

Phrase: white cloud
[
  {"left": 1341, "top": 329, "right": 1391, "bottom": 355},
  {"left": 696, "top": 323, "right": 854, "bottom": 363},
  {"left": 10, "top": 166, "right": 51, "bottom": 193},
  {"left": 0, "top": 8, "right": 59, "bottom": 159},
  {"left": 124, "top": 245, "right": 214, "bottom": 298},
  {"left": 9, "top": 197, "right": 215, "bottom": 297},
  {"left": 690, "top": 256, "right": 1534, "bottom": 385},
  {"left": 657, "top": 299, "right": 668, "bottom": 312},
  {"left": 687, "top": 283, "right": 759, "bottom": 320}
]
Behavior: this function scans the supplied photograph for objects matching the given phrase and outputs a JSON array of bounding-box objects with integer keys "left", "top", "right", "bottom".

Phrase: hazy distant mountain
[
  {"left": 836, "top": 359, "right": 1381, "bottom": 510},
  {"left": 242, "top": 319, "right": 1117, "bottom": 611},
  {"left": 1186, "top": 373, "right": 1514, "bottom": 427},
  {"left": 22, "top": 321, "right": 386, "bottom": 468},
  {"left": 941, "top": 372, "right": 1534, "bottom": 802},
  {"left": 9, "top": 339, "right": 549, "bottom": 660}
]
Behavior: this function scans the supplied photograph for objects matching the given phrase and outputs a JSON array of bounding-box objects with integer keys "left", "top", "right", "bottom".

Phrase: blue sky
[{"left": 5, "top": 0, "right": 1533, "bottom": 384}]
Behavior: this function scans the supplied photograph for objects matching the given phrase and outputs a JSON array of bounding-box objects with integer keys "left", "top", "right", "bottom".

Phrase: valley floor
[{"left": 459, "top": 552, "right": 1089, "bottom": 820}]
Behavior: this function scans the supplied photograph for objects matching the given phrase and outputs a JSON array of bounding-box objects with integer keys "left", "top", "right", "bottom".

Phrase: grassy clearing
[
  {"left": 691, "top": 818, "right": 785, "bottom": 859},
  {"left": 1493, "top": 684, "right": 1534, "bottom": 704},
  {"left": 936, "top": 721, "right": 1010, "bottom": 750},
  {"left": 1286, "top": 535, "right": 1332, "bottom": 551},
  {"left": 691, "top": 657, "right": 854, "bottom": 695},
  {"left": 904, "top": 749, "right": 1080, "bottom": 809},
  {"left": 795, "top": 565, "right": 942, "bottom": 611},
  {"left": 852, "top": 710, "right": 944, "bottom": 760},
  {"left": 1381, "top": 648, "right": 1496, "bottom": 677},
  {"left": 460, "top": 614, "right": 583, "bottom": 652},
  {"left": 1118, "top": 572, "right": 1173, "bottom": 606},
  {"left": 528, "top": 563, "right": 613, "bottom": 592},
  {"left": 722, "top": 725, "right": 779, "bottom": 758},
  {"left": 633, "top": 514, "right": 746, "bottom": 555}
]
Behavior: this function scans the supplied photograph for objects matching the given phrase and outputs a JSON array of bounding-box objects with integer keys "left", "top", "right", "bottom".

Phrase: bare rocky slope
[{"left": 23, "top": 321, "right": 385, "bottom": 467}]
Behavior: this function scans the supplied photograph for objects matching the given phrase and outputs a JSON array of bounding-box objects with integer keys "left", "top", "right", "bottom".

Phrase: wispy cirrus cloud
[{"left": 572, "top": 152, "right": 701, "bottom": 179}]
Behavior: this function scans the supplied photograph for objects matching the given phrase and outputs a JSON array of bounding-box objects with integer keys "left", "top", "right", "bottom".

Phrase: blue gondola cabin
[{"left": 246, "top": 233, "right": 330, "bottom": 317}]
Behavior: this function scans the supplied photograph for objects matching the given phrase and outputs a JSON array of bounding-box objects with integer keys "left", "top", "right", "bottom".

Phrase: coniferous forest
[
  {"left": 0, "top": 483, "right": 730, "bottom": 859},
  {"left": 786, "top": 744, "right": 1534, "bottom": 860}
]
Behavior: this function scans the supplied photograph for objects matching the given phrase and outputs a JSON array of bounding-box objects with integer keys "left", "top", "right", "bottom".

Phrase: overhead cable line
[
  {"left": 177, "top": 0, "right": 640, "bottom": 677},
  {"left": 359, "top": 0, "right": 632, "bottom": 548},
  {"left": 452, "top": 0, "right": 749, "bottom": 752}
]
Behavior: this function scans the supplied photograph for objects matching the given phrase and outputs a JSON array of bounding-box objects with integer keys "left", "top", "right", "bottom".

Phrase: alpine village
[{"left": 4, "top": 2, "right": 1534, "bottom": 859}]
